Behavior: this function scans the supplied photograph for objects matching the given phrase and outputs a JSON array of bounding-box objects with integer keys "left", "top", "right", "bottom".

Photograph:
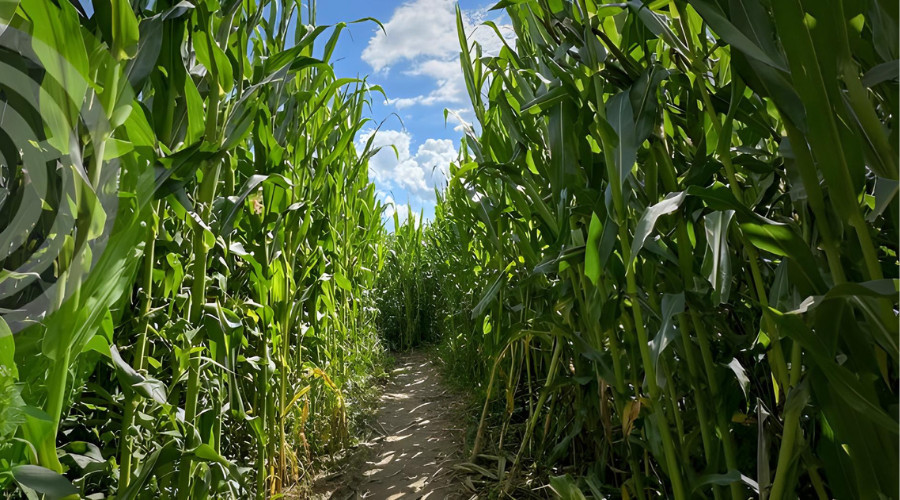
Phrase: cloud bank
[
  {"left": 359, "top": 128, "right": 457, "bottom": 202},
  {"left": 362, "top": 0, "right": 515, "bottom": 111}
]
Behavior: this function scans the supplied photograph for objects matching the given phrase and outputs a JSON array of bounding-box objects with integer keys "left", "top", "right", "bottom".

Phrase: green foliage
[
  {"left": 0, "top": 0, "right": 896, "bottom": 499},
  {"left": 375, "top": 208, "right": 448, "bottom": 351},
  {"left": 0, "top": 0, "right": 387, "bottom": 497},
  {"left": 427, "top": 0, "right": 899, "bottom": 498}
]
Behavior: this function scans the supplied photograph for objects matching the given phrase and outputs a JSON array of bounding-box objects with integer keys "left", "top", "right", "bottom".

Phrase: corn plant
[
  {"left": 375, "top": 206, "right": 444, "bottom": 350},
  {"left": 428, "top": 0, "right": 898, "bottom": 498}
]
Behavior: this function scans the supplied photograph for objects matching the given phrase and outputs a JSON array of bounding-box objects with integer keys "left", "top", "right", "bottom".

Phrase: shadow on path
[{"left": 313, "top": 351, "right": 469, "bottom": 499}]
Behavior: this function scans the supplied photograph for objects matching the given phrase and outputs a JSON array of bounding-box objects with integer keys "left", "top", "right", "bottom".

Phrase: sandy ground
[{"left": 311, "top": 351, "right": 469, "bottom": 499}]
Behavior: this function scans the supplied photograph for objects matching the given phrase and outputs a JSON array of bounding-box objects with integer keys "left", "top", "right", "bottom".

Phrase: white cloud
[
  {"left": 416, "top": 137, "right": 457, "bottom": 187},
  {"left": 390, "top": 59, "right": 466, "bottom": 109},
  {"left": 382, "top": 195, "right": 423, "bottom": 228},
  {"left": 361, "top": 0, "right": 459, "bottom": 74},
  {"left": 362, "top": 1, "right": 515, "bottom": 110},
  {"left": 358, "top": 129, "right": 457, "bottom": 197},
  {"left": 407, "top": 58, "right": 460, "bottom": 80},
  {"left": 362, "top": 129, "right": 412, "bottom": 186},
  {"left": 390, "top": 80, "right": 463, "bottom": 109}
]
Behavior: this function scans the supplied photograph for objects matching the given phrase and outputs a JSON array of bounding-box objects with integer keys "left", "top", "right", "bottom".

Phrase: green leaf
[
  {"left": 472, "top": 273, "right": 503, "bottom": 319},
  {"left": 607, "top": 91, "right": 637, "bottom": 185},
  {"left": 119, "top": 442, "right": 181, "bottom": 500},
  {"left": 333, "top": 272, "right": 352, "bottom": 293},
  {"left": 584, "top": 213, "right": 603, "bottom": 285},
  {"left": 702, "top": 210, "right": 735, "bottom": 304},
  {"left": 192, "top": 443, "right": 229, "bottom": 465},
  {"left": 549, "top": 474, "right": 588, "bottom": 500},
  {"left": 770, "top": 310, "right": 899, "bottom": 434},
  {"left": 110, "top": 345, "right": 168, "bottom": 404},
  {"left": 184, "top": 76, "right": 205, "bottom": 146},
  {"left": 631, "top": 192, "right": 686, "bottom": 263},
  {"left": 193, "top": 28, "right": 234, "bottom": 95},
  {"left": 867, "top": 177, "right": 898, "bottom": 222},
  {"left": 649, "top": 293, "right": 684, "bottom": 387},
  {"left": 215, "top": 174, "right": 290, "bottom": 235},
  {"left": 12, "top": 465, "right": 79, "bottom": 499},
  {"left": 24, "top": 0, "right": 89, "bottom": 154},
  {"left": 862, "top": 60, "right": 899, "bottom": 87},
  {"left": 691, "top": 469, "right": 753, "bottom": 493},
  {"left": 521, "top": 85, "right": 568, "bottom": 114},
  {"left": 124, "top": 13, "right": 165, "bottom": 89},
  {"left": 21, "top": 406, "right": 58, "bottom": 472},
  {"left": 628, "top": 1, "right": 689, "bottom": 57},
  {"left": 688, "top": 0, "right": 788, "bottom": 71},
  {"left": 110, "top": 0, "right": 140, "bottom": 60},
  {"left": 264, "top": 25, "right": 329, "bottom": 74},
  {"left": 0, "top": 0, "right": 18, "bottom": 24},
  {"left": 740, "top": 222, "right": 826, "bottom": 292},
  {"left": 0, "top": 316, "right": 15, "bottom": 378}
]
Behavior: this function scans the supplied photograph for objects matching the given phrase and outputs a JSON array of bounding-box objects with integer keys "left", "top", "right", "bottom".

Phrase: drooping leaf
[
  {"left": 702, "top": 210, "right": 735, "bottom": 304},
  {"left": 649, "top": 293, "right": 684, "bottom": 387},
  {"left": 11, "top": 465, "right": 79, "bottom": 498},
  {"left": 631, "top": 192, "right": 686, "bottom": 262}
]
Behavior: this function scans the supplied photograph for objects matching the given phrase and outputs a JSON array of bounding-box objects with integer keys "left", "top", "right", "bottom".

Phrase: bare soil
[{"left": 311, "top": 351, "right": 469, "bottom": 499}]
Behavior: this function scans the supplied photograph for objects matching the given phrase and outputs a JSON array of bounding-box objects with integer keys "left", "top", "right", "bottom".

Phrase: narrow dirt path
[
  {"left": 358, "top": 351, "right": 467, "bottom": 499},
  {"left": 312, "top": 351, "right": 469, "bottom": 499}
]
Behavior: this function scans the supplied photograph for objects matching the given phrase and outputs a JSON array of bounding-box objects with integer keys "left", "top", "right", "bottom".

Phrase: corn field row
[
  {"left": 418, "top": 0, "right": 897, "bottom": 498},
  {"left": 0, "top": 0, "right": 897, "bottom": 498},
  {"left": 0, "top": 0, "right": 388, "bottom": 497}
]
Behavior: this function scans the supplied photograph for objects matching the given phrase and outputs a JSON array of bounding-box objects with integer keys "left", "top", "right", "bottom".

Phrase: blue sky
[{"left": 314, "top": 1, "right": 514, "bottom": 225}]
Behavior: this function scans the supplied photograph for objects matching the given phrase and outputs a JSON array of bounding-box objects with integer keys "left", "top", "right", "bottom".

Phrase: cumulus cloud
[
  {"left": 358, "top": 128, "right": 458, "bottom": 198},
  {"left": 361, "top": 0, "right": 459, "bottom": 73},
  {"left": 382, "top": 195, "right": 424, "bottom": 228},
  {"left": 362, "top": 0, "right": 515, "bottom": 110}
]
